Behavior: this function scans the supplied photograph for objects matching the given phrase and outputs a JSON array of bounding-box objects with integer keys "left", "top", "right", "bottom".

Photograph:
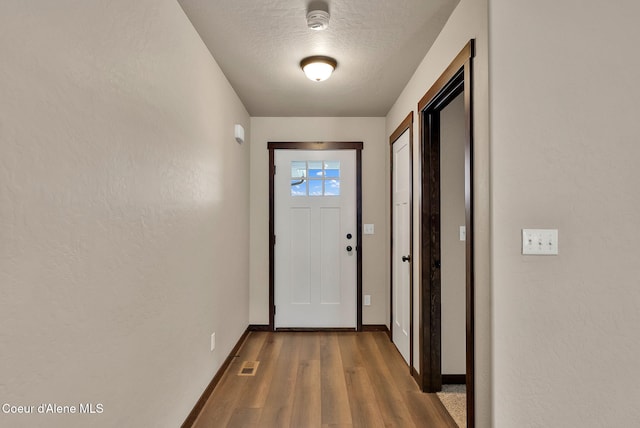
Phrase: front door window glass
[{"left": 290, "top": 160, "right": 341, "bottom": 196}]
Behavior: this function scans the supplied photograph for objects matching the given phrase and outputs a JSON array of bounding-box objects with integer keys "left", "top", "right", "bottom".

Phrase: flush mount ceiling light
[{"left": 300, "top": 56, "right": 337, "bottom": 82}]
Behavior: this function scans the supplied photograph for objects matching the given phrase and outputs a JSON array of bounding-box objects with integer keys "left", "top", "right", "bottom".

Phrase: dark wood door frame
[
  {"left": 389, "top": 113, "right": 414, "bottom": 374},
  {"left": 417, "top": 40, "right": 475, "bottom": 427},
  {"left": 267, "top": 141, "right": 364, "bottom": 332}
]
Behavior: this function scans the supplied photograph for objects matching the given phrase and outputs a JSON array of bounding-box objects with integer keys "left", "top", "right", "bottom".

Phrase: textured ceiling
[{"left": 178, "top": 0, "right": 459, "bottom": 117}]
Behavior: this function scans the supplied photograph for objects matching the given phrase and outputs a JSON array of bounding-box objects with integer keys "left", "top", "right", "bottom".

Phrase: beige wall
[
  {"left": 440, "top": 94, "right": 466, "bottom": 375},
  {"left": 490, "top": 1, "right": 640, "bottom": 426},
  {"left": 249, "top": 117, "right": 388, "bottom": 326},
  {"left": 385, "top": 0, "right": 490, "bottom": 425},
  {"left": 0, "top": 1, "right": 250, "bottom": 427}
]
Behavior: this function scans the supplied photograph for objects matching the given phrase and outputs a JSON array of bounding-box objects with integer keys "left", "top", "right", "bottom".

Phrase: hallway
[{"left": 191, "top": 331, "right": 457, "bottom": 427}]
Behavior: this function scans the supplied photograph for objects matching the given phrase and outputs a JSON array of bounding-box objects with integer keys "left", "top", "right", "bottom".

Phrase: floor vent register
[{"left": 237, "top": 361, "right": 260, "bottom": 376}]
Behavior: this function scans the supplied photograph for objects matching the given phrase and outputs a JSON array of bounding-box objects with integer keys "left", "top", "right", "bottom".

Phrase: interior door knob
[
  {"left": 346, "top": 246, "right": 353, "bottom": 252},
  {"left": 402, "top": 255, "right": 411, "bottom": 262}
]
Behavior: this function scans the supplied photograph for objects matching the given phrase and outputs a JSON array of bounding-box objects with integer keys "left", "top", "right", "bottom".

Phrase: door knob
[
  {"left": 346, "top": 246, "right": 353, "bottom": 252},
  {"left": 402, "top": 255, "right": 411, "bottom": 262}
]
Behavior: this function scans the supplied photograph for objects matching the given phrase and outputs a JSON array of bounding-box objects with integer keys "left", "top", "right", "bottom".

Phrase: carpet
[{"left": 436, "top": 384, "right": 466, "bottom": 427}]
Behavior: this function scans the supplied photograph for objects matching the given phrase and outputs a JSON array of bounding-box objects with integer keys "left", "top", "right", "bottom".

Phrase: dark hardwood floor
[{"left": 192, "top": 331, "right": 458, "bottom": 428}]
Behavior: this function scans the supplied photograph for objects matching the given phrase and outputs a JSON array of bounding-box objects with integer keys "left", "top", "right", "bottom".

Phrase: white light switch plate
[
  {"left": 522, "top": 229, "right": 558, "bottom": 255},
  {"left": 364, "top": 295, "right": 371, "bottom": 306},
  {"left": 459, "top": 226, "right": 466, "bottom": 241},
  {"left": 364, "top": 224, "right": 374, "bottom": 235}
]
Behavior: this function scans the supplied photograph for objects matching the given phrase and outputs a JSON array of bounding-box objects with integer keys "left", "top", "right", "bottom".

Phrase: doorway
[
  {"left": 268, "top": 142, "right": 363, "bottom": 331},
  {"left": 418, "top": 40, "right": 475, "bottom": 427},
  {"left": 390, "top": 113, "right": 414, "bottom": 367}
]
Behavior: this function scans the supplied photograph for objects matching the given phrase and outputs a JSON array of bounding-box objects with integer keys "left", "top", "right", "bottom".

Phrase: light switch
[
  {"left": 364, "top": 295, "right": 371, "bottom": 306},
  {"left": 522, "top": 229, "right": 558, "bottom": 255},
  {"left": 364, "top": 224, "right": 374, "bottom": 235},
  {"left": 459, "top": 226, "right": 466, "bottom": 241}
]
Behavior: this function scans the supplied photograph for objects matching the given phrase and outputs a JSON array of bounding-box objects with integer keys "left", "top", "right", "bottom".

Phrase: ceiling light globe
[
  {"left": 303, "top": 62, "right": 333, "bottom": 82},
  {"left": 300, "top": 56, "right": 337, "bottom": 82}
]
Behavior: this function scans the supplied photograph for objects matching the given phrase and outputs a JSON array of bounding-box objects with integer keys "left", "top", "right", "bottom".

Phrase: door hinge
[
  {"left": 273, "top": 305, "right": 276, "bottom": 315},
  {"left": 273, "top": 235, "right": 276, "bottom": 245},
  {"left": 274, "top": 165, "right": 276, "bottom": 175}
]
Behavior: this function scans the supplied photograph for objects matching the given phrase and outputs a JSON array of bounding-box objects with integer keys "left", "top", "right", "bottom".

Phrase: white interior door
[
  {"left": 392, "top": 130, "right": 411, "bottom": 364},
  {"left": 274, "top": 150, "right": 356, "bottom": 328}
]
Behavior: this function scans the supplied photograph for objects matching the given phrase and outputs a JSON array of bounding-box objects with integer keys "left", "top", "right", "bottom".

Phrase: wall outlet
[
  {"left": 210, "top": 333, "right": 216, "bottom": 351},
  {"left": 364, "top": 295, "right": 371, "bottom": 306}
]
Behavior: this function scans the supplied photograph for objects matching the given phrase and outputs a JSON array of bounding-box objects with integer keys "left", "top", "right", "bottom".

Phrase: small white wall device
[
  {"left": 234, "top": 124, "right": 245, "bottom": 144},
  {"left": 522, "top": 228, "right": 559, "bottom": 255}
]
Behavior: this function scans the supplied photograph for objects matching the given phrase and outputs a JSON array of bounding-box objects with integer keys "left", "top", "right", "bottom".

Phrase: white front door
[
  {"left": 392, "top": 130, "right": 411, "bottom": 364},
  {"left": 274, "top": 150, "right": 357, "bottom": 328}
]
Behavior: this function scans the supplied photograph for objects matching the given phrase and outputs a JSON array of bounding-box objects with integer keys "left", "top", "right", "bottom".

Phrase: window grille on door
[{"left": 290, "top": 160, "right": 340, "bottom": 196}]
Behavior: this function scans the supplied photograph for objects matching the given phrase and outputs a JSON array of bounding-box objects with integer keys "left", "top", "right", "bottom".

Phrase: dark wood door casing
[
  {"left": 417, "top": 40, "right": 475, "bottom": 428},
  {"left": 267, "top": 141, "right": 364, "bottom": 331}
]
